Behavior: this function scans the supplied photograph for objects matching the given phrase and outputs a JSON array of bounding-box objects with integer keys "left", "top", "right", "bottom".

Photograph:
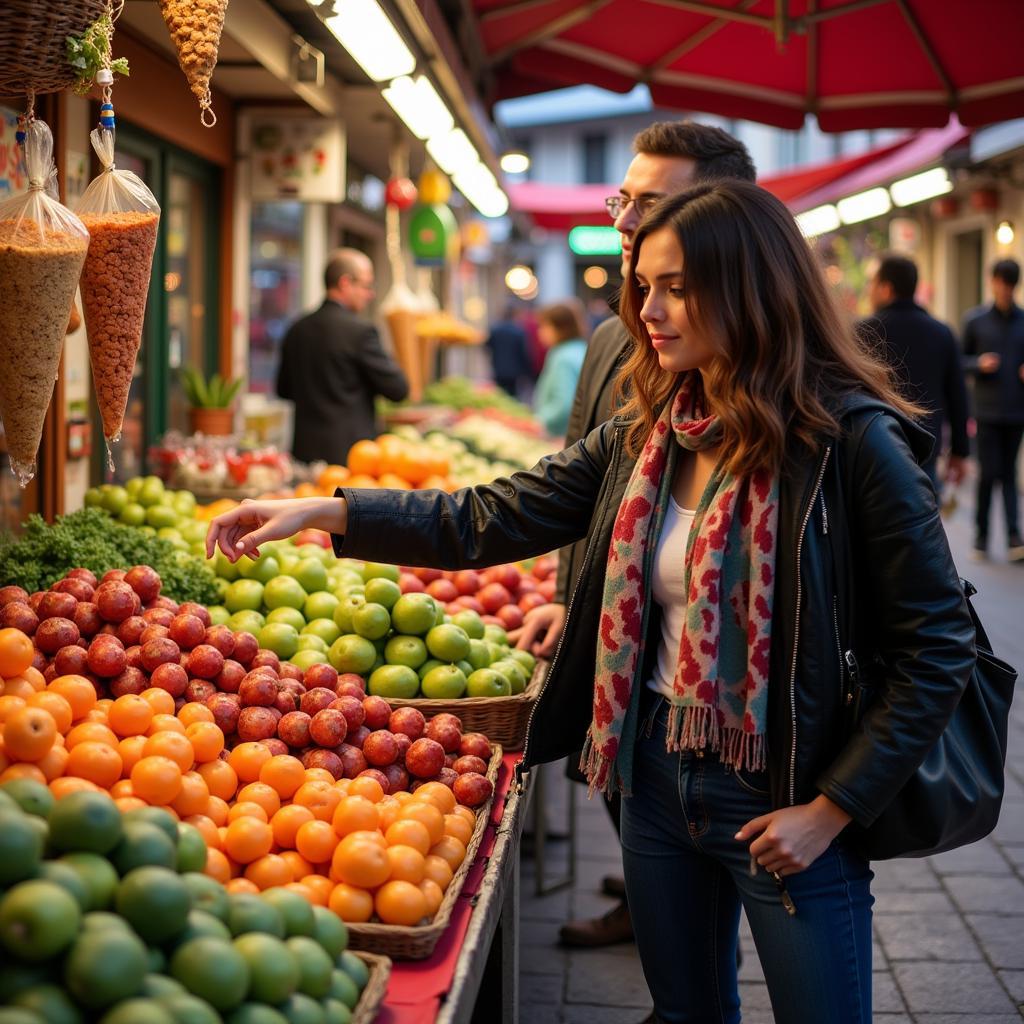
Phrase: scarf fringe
[
  {"left": 580, "top": 731, "right": 618, "bottom": 799},
  {"left": 666, "top": 704, "right": 767, "bottom": 772}
]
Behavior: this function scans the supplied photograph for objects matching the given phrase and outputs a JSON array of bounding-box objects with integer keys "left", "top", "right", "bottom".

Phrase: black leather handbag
[{"left": 848, "top": 579, "right": 1017, "bottom": 860}]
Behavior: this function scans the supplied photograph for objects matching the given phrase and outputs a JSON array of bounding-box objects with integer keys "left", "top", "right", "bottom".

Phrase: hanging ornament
[
  {"left": 385, "top": 176, "right": 418, "bottom": 210},
  {"left": 418, "top": 168, "right": 451, "bottom": 206},
  {"left": 409, "top": 203, "right": 458, "bottom": 267}
]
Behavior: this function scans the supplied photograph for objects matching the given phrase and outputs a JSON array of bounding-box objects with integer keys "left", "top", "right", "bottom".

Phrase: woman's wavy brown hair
[{"left": 617, "top": 180, "right": 922, "bottom": 475}]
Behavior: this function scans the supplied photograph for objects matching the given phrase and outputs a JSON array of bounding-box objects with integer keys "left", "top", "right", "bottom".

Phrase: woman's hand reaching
[{"left": 205, "top": 497, "right": 348, "bottom": 563}]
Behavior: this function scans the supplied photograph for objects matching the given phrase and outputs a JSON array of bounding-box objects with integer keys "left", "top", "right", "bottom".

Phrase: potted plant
[{"left": 181, "top": 368, "right": 242, "bottom": 436}]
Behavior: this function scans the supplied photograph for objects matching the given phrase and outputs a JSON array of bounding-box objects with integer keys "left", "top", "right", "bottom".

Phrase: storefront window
[{"left": 249, "top": 202, "right": 304, "bottom": 394}]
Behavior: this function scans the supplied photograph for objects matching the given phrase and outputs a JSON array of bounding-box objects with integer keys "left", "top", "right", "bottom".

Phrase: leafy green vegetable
[
  {"left": 66, "top": 15, "right": 130, "bottom": 97},
  {"left": 0, "top": 509, "right": 217, "bottom": 604}
]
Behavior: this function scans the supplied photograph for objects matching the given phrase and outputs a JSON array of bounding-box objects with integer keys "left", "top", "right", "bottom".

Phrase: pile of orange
[{"left": 344, "top": 435, "right": 451, "bottom": 491}]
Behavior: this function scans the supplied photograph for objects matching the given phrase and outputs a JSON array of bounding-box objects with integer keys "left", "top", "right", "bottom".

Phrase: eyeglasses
[{"left": 605, "top": 195, "right": 661, "bottom": 219}]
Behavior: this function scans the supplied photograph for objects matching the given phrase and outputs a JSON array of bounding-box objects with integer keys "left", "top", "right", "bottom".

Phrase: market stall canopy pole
[{"left": 473, "top": 0, "right": 1024, "bottom": 130}]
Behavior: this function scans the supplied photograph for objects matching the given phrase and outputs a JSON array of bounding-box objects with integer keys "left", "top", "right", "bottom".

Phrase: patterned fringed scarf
[{"left": 581, "top": 381, "right": 780, "bottom": 796}]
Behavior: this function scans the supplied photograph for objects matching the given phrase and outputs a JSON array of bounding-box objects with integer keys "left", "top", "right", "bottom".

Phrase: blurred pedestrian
[
  {"left": 533, "top": 302, "right": 588, "bottom": 437},
  {"left": 276, "top": 248, "right": 408, "bottom": 465},
  {"left": 485, "top": 304, "right": 531, "bottom": 399},
  {"left": 860, "top": 254, "right": 969, "bottom": 490},
  {"left": 962, "top": 258, "right": 1024, "bottom": 561}
]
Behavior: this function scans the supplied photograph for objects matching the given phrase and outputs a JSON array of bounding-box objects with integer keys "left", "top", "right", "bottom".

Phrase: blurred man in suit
[{"left": 276, "top": 248, "right": 409, "bottom": 464}]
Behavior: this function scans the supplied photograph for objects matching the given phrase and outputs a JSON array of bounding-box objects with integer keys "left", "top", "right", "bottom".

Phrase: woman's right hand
[{"left": 205, "top": 497, "right": 347, "bottom": 563}]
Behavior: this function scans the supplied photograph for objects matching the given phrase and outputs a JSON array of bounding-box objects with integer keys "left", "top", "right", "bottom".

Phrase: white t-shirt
[{"left": 647, "top": 494, "right": 696, "bottom": 697}]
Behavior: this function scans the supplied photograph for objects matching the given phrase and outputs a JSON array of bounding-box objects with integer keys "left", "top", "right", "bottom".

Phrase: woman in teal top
[{"left": 533, "top": 301, "right": 589, "bottom": 437}]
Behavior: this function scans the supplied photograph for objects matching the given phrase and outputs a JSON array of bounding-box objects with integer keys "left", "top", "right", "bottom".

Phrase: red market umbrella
[{"left": 473, "top": 0, "right": 1024, "bottom": 130}]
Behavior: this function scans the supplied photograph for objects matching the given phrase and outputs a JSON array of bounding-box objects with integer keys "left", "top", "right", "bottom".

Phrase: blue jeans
[{"left": 621, "top": 696, "right": 874, "bottom": 1024}]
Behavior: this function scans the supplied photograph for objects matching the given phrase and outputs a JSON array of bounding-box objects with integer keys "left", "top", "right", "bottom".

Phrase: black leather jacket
[{"left": 335, "top": 393, "right": 975, "bottom": 829}]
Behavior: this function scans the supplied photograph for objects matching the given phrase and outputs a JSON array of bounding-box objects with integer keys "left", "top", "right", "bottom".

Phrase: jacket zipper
[
  {"left": 832, "top": 597, "right": 848, "bottom": 706},
  {"left": 515, "top": 429, "right": 623, "bottom": 789},
  {"left": 787, "top": 445, "right": 831, "bottom": 806},
  {"left": 844, "top": 650, "right": 861, "bottom": 714}
]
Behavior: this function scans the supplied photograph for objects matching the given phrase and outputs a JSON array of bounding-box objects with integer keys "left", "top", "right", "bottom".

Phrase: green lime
[
  {"left": 64, "top": 926, "right": 148, "bottom": 1008},
  {"left": 225, "top": 1007, "right": 289, "bottom": 1024},
  {"left": 284, "top": 936, "right": 332, "bottom": 998},
  {"left": 112, "top": 821, "right": 178, "bottom": 874},
  {"left": 327, "top": 634, "right": 376, "bottom": 675},
  {"left": 9, "top": 984, "right": 82, "bottom": 1024},
  {"left": 183, "top": 873, "right": 230, "bottom": 923},
  {"left": 290, "top": 650, "right": 329, "bottom": 671},
  {"left": 81, "top": 910, "right": 132, "bottom": 934},
  {"left": 260, "top": 888, "right": 315, "bottom": 937},
  {"left": 141, "top": 974, "right": 187, "bottom": 999},
  {"left": 147, "top": 505, "right": 179, "bottom": 529},
  {"left": 258, "top": 623, "right": 300, "bottom": 660},
  {"left": 483, "top": 624, "right": 509, "bottom": 646},
  {"left": 0, "top": 810, "right": 43, "bottom": 886},
  {"left": 311, "top": 905, "right": 347, "bottom": 960},
  {"left": 48, "top": 791, "right": 122, "bottom": 855},
  {"left": 489, "top": 658, "right": 528, "bottom": 695},
  {"left": 226, "top": 580, "right": 266, "bottom": 614},
  {"left": 1, "top": 779, "right": 54, "bottom": 819},
  {"left": 383, "top": 634, "right": 428, "bottom": 669},
  {"left": 293, "top": 559, "right": 328, "bottom": 595},
  {"left": 0, "top": 880, "right": 80, "bottom": 961},
  {"left": 275, "top": 993, "right": 325, "bottom": 1024},
  {"left": 337, "top": 950, "right": 368, "bottom": 990},
  {"left": 228, "top": 610, "right": 265, "bottom": 633},
  {"left": 351, "top": 603, "right": 390, "bottom": 641},
  {"left": 233, "top": 932, "right": 299, "bottom": 1004},
  {"left": 420, "top": 664, "right": 467, "bottom": 699},
  {"left": 426, "top": 624, "right": 471, "bottom": 663},
  {"left": 450, "top": 610, "right": 485, "bottom": 640},
  {"left": 227, "top": 893, "right": 285, "bottom": 938},
  {"left": 115, "top": 866, "right": 192, "bottom": 944},
  {"left": 36, "top": 860, "right": 90, "bottom": 911},
  {"left": 170, "top": 937, "right": 250, "bottom": 1012},
  {"left": 363, "top": 577, "right": 401, "bottom": 611},
  {"left": 301, "top": 618, "right": 340, "bottom": 646},
  {"left": 208, "top": 605, "right": 232, "bottom": 626},
  {"left": 328, "top": 968, "right": 360, "bottom": 1009},
  {"left": 296, "top": 633, "right": 329, "bottom": 653},
  {"left": 304, "top": 592, "right": 340, "bottom": 622},
  {"left": 266, "top": 606, "right": 307, "bottom": 632},
  {"left": 172, "top": 908, "right": 233, "bottom": 947},
  {"left": 332, "top": 595, "right": 365, "bottom": 634},
  {"left": 118, "top": 502, "right": 147, "bottom": 527},
  {"left": 465, "top": 668, "right": 511, "bottom": 698},
  {"left": 417, "top": 658, "right": 444, "bottom": 681},
  {"left": 508, "top": 648, "right": 537, "bottom": 676},
  {"left": 361, "top": 562, "right": 400, "bottom": 583},
  {"left": 155, "top": 993, "right": 223, "bottom": 1024},
  {"left": 322, "top": 998, "right": 353, "bottom": 1024},
  {"left": 102, "top": 486, "right": 130, "bottom": 515},
  {"left": 465, "top": 638, "right": 491, "bottom": 672},
  {"left": 367, "top": 663, "right": 419, "bottom": 699},
  {"left": 97, "top": 1000, "right": 176, "bottom": 1024},
  {"left": 58, "top": 852, "right": 119, "bottom": 910},
  {"left": 263, "top": 577, "right": 308, "bottom": 612},
  {"left": 84, "top": 486, "right": 104, "bottom": 507},
  {"left": 121, "top": 808, "right": 179, "bottom": 844},
  {"left": 390, "top": 593, "right": 438, "bottom": 636},
  {"left": 177, "top": 822, "right": 209, "bottom": 873}
]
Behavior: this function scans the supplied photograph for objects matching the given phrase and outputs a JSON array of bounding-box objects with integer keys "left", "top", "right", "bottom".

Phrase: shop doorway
[{"left": 951, "top": 227, "right": 984, "bottom": 327}]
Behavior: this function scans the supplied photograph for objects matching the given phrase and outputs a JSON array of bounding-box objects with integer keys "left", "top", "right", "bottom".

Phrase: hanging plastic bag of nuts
[
  {"left": 0, "top": 118, "right": 90, "bottom": 487},
  {"left": 75, "top": 108, "right": 161, "bottom": 455}
]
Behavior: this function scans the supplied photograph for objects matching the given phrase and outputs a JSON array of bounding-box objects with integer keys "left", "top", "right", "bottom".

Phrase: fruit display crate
[
  {"left": 352, "top": 950, "right": 392, "bottom": 1024},
  {"left": 346, "top": 744, "right": 503, "bottom": 960},
  {"left": 383, "top": 660, "right": 547, "bottom": 751}
]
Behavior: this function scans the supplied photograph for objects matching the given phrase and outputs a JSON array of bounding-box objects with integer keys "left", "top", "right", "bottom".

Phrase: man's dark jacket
[
  {"left": 859, "top": 299, "right": 969, "bottom": 464},
  {"left": 276, "top": 300, "right": 409, "bottom": 464},
  {"left": 961, "top": 302, "right": 1024, "bottom": 424},
  {"left": 333, "top": 393, "right": 974, "bottom": 827}
]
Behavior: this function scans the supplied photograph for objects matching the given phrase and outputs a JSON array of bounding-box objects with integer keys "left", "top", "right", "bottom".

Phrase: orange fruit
[
  {"left": 3, "top": 706, "right": 56, "bottom": 761},
  {"left": 245, "top": 853, "right": 293, "bottom": 890},
  {"left": 83, "top": 707, "right": 109, "bottom": 724},
  {"left": 115, "top": 796, "right": 147, "bottom": 813},
  {"left": 204, "top": 847, "right": 232, "bottom": 883},
  {"left": 375, "top": 880, "right": 428, "bottom": 926},
  {"left": 416, "top": 781, "right": 457, "bottom": 815},
  {"left": 345, "top": 474, "right": 379, "bottom": 488},
  {"left": 118, "top": 735, "right": 148, "bottom": 776},
  {"left": 0, "top": 695, "right": 27, "bottom": 723},
  {"left": 259, "top": 755, "right": 306, "bottom": 799},
  {"left": 280, "top": 850, "right": 313, "bottom": 882},
  {"left": 229, "top": 742, "right": 272, "bottom": 784},
  {"left": 293, "top": 781, "right": 341, "bottom": 823},
  {"left": 184, "top": 722, "right": 223, "bottom": 763},
  {"left": 228, "top": 800, "right": 269, "bottom": 824},
  {"left": 225, "top": 817, "right": 274, "bottom": 864},
  {"left": 110, "top": 779, "right": 135, "bottom": 799},
  {"left": 378, "top": 473, "right": 412, "bottom": 490},
  {"left": 317, "top": 465, "right": 351, "bottom": 490},
  {"left": 171, "top": 770, "right": 211, "bottom": 818},
  {"left": 303, "top": 768, "right": 337, "bottom": 786},
  {"left": 385, "top": 818, "right": 432, "bottom": 857},
  {"left": 131, "top": 755, "right": 183, "bottom": 805},
  {"left": 347, "top": 439, "right": 381, "bottom": 477},
  {"left": 36, "top": 743, "right": 69, "bottom": 782},
  {"left": 283, "top": 881, "right": 315, "bottom": 902},
  {"left": 299, "top": 874, "right": 333, "bottom": 906},
  {"left": 295, "top": 819, "right": 338, "bottom": 864},
  {"left": 206, "top": 795, "right": 230, "bottom": 827},
  {"left": 177, "top": 702, "right": 214, "bottom": 726},
  {"left": 147, "top": 713, "right": 186, "bottom": 737},
  {"left": 236, "top": 782, "right": 281, "bottom": 819},
  {"left": 348, "top": 776, "right": 385, "bottom": 804},
  {"left": 108, "top": 694, "right": 154, "bottom": 737},
  {"left": 329, "top": 882, "right": 374, "bottom": 922},
  {"left": 271, "top": 804, "right": 315, "bottom": 848},
  {"left": 197, "top": 758, "right": 237, "bottom": 801},
  {"left": 331, "top": 795, "right": 380, "bottom": 838},
  {"left": 143, "top": 732, "right": 194, "bottom": 773},
  {"left": 2, "top": 677, "right": 38, "bottom": 700},
  {"left": 393, "top": 791, "right": 414, "bottom": 805},
  {"left": 386, "top": 844, "right": 426, "bottom": 885},
  {"left": 65, "top": 721, "right": 118, "bottom": 750},
  {"left": 22, "top": 667, "right": 45, "bottom": 692},
  {"left": 429, "top": 835, "right": 467, "bottom": 872},
  {"left": 140, "top": 688, "right": 175, "bottom": 716},
  {"left": 2, "top": 762, "right": 47, "bottom": 784},
  {"left": 0, "top": 627, "right": 34, "bottom": 677},
  {"left": 377, "top": 797, "right": 402, "bottom": 832},
  {"left": 423, "top": 854, "right": 454, "bottom": 891},
  {"left": 331, "top": 834, "right": 390, "bottom": 889},
  {"left": 184, "top": 813, "right": 220, "bottom": 850},
  {"left": 444, "top": 813, "right": 474, "bottom": 846},
  {"left": 419, "top": 878, "right": 444, "bottom": 915},
  {"left": 226, "top": 877, "right": 260, "bottom": 895},
  {"left": 452, "top": 805, "right": 476, "bottom": 827},
  {"left": 26, "top": 691, "right": 72, "bottom": 734},
  {"left": 398, "top": 801, "right": 445, "bottom": 846},
  {"left": 65, "top": 740, "right": 122, "bottom": 788},
  {"left": 47, "top": 773, "right": 96, "bottom": 795}
]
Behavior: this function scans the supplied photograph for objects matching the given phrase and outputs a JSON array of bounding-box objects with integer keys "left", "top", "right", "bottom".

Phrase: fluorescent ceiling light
[
  {"left": 889, "top": 167, "right": 953, "bottom": 207},
  {"left": 472, "top": 190, "right": 509, "bottom": 218},
  {"left": 795, "top": 204, "right": 840, "bottom": 237},
  {"left": 500, "top": 151, "right": 530, "bottom": 174},
  {"left": 453, "top": 161, "right": 508, "bottom": 218},
  {"left": 322, "top": 0, "right": 415, "bottom": 82},
  {"left": 381, "top": 75, "right": 454, "bottom": 141},
  {"left": 837, "top": 188, "right": 891, "bottom": 225},
  {"left": 426, "top": 129, "right": 478, "bottom": 175}
]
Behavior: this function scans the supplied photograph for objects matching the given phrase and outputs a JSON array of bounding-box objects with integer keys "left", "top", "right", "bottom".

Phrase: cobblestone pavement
[{"left": 518, "top": 492, "right": 1024, "bottom": 1023}]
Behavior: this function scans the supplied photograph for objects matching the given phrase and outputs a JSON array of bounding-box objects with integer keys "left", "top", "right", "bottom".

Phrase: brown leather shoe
[
  {"left": 558, "top": 900, "right": 633, "bottom": 947},
  {"left": 601, "top": 874, "right": 627, "bottom": 899}
]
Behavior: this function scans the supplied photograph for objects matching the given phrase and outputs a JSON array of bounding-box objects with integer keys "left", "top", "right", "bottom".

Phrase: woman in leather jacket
[{"left": 208, "top": 181, "right": 975, "bottom": 1024}]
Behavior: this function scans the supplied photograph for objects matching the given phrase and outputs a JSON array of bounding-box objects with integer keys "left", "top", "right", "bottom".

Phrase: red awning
[{"left": 472, "top": 0, "right": 1024, "bottom": 131}]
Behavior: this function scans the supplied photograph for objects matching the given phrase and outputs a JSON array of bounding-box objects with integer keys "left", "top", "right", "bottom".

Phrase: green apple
[
  {"left": 181, "top": 520, "right": 208, "bottom": 544},
  {"left": 508, "top": 649, "right": 536, "bottom": 677},
  {"left": 293, "top": 558, "right": 328, "bottom": 595},
  {"left": 420, "top": 665, "right": 467, "bottom": 699},
  {"left": 207, "top": 606, "right": 231, "bottom": 626},
  {"left": 296, "top": 634, "right": 329, "bottom": 654},
  {"left": 302, "top": 619, "right": 341, "bottom": 646},
  {"left": 258, "top": 623, "right": 300, "bottom": 660},
  {"left": 417, "top": 658, "right": 445, "bottom": 681},
  {"left": 228, "top": 610, "right": 265, "bottom": 633},
  {"left": 352, "top": 603, "right": 391, "bottom": 641},
  {"left": 118, "top": 502, "right": 146, "bottom": 527},
  {"left": 363, "top": 578, "right": 401, "bottom": 611},
  {"left": 456, "top": 660, "right": 474, "bottom": 678},
  {"left": 383, "top": 635, "right": 428, "bottom": 670},
  {"left": 466, "top": 668, "right": 511, "bottom": 698},
  {"left": 367, "top": 664, "right": 419, "bottom": 698},
  {"left": 489, "top": 659, "right": 528, "bottom": 695},
  {"left": 334, "top": 570, "right": 364, "bottom": 591},
  {"left": 213, "top": 550, "right": 239, "bottom": 581},
  {"left": 328, "top": 634, "right": 377, "bottom": 674},
  {"left": 304, "top": 591, "right": 340, "bottom": 622},
  {"left": 264, "top": 576, "right": 308, "bottom": 611},
  {"left": 390, "top": 594, "right": 438, "bottom": 637},
  {"left": 213, "top": 578, "right": 230, "bottom": 602},
  {"left": 225, "top": 579, "right": 265, "bottom": 614},
  {"left": 238, "top": 554, "right": 281, "bottom": 585},
  {"left": 486, "top": 642, "right": 507, "bottom": 664},
  {"left": 125, "top": 477, "right": 144, "bottom": 498},
  {"left": 84, "top": 486, "right": 104, "bottom": 507},
  {"left": 102, "top": 486, "right": 130, "bottom": 515},
  {"left": 466, "top": 639, "right": 491, "bottom": 672},
  {"left": 173, "top": 490, "right": 197, "bottom": 515},
  {"left": 426, "top": 624, "right": 471, "bottom": 663},
  {"left": 146, "top": 505, "right": 179, "bottom": 530},
  {"left": 450, "top": 610, "right": 485, "bottom": 640},
  {"left": 291, "top": 649, "right": 329, "bottom": 670},
  {"left": 297, "top": 543, "right": 334, "bottom": 566},
  {"left": 361, "top": 562, "right": 400, "bottom": 584},
  {"left": 483, "top": 625, "right": 509, "bottom": 646},
  {"left": 266, "top": 606, "right": 307, "bottom": 632},
  {"left": 333, "top": 595, "right": 366, "bottom": 634},
  {"left": 138, "top": 476, "right": 166, "bottom": 508}
]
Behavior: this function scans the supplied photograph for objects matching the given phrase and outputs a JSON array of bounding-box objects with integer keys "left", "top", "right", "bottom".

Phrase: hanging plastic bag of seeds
[
  {"left": 0, "top": 118, "right": 90, "bottom": 487},
  {"left": 75, "top": 117, "right": 161, "bottom": 454}
]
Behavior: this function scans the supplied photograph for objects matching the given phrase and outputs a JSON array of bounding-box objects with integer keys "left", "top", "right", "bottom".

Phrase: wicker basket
[
  {"left": 0, "top": 1, "right": 111, "bottom": 96},
  {"left": 384, "top": 660, "right": 547, "bottom": 751},
  {"left": 346, "top": 743, "right": 503, "bottom": 959},
  {"left": 351, "top": 950, "right": 391, "bottom": 1024}
]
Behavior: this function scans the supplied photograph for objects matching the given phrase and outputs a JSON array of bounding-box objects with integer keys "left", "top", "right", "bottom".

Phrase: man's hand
[
  {"left": 735, "top": 794, "right": 852, "bottom": 877},
  {"left": 508, "top": 603, "right": 566, "bottom": 659},
  {"left": 206, "top": 497, "right": 347, "bottom": 563},
  {"left": 978, "top": 352, "right": 1001, "bottom": 373},
  {"left": 945, "top": 455, "right": 967, "bottom": 486}
]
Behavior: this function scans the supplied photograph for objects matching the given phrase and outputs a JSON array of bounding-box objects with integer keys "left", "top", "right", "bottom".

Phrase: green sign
[{"left": 568, "top": 225, "right": 622, "bottom": 256}]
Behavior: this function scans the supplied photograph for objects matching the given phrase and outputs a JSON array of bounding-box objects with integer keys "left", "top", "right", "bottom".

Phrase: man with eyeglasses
[
  {"left": 276, "top": 247, "right": 409, "bottom": 465},
  {"left": 510, "top": 121, "right": 756, "bottom": 961}
]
